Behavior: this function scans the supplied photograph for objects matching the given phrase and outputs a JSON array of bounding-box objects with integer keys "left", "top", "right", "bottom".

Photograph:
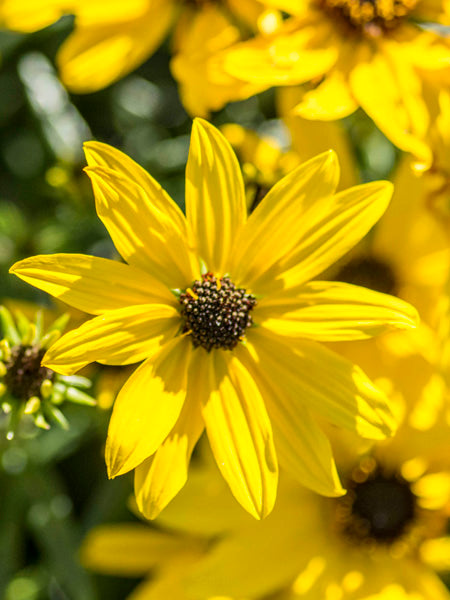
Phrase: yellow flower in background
[
  {"left": 216, "top": 0, "right": 450, "bottom": 163},
  {"left": 10, "top": 119, "right": 417, "bottom": 520},
  {"left": 177, "top": 398, "right": 450, "bottom": 600},
  {"left": 0, "top": 0, "right": 276, "bottom": 115}
]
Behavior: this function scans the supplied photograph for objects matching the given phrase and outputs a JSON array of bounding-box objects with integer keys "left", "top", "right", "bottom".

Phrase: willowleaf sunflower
[
  {"left": 10, "top": 119, "right": 418, "bottom": 519},
  {"left": 216, "top": 0, "right": 450, "bottom": 163}
]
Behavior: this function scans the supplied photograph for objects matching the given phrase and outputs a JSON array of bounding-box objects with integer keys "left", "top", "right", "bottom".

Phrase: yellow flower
[
  {"left": 10, "top": 118, "right": 417, "bottom": 520},
  {"left": 0, "top": 0, "right": 274, "bottom": 115},
  {"left": 179, "top": 402, "right": 450, "bottom": 600},
  {"left": 216, "top": 0, "right": 450, "bottom": 162}
]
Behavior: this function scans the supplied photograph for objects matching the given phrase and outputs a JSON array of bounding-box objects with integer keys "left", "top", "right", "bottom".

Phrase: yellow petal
[
  {"left": 249, "top": 327, "right": 397, "bottom": 440},
  {"left": 420, "top": 537, "right": 450, "bottom": 571},
  {"left": 85, "top": 166, "right": 194, "bottom": 288},
  {"left": 412, "top": 472, "right": 450, "bottom": 510},
  {"left": 256, "top": 281, "right": 418, "bottom": 341},
  {"left": 134, "top": 351, "right": 206, "bottom": 519},
  {"left": 231, "top": 151, "right": 339, "bottom": 289},
  {"left": 236, "top": 344, "right": 344, "bottom": 497},
  {"left": 57, "top": 0, "right": 175, "bottom": 92},
  {"left": 9, "top": 253, "right": 172, "bottom": 315},
  {"left": 185, "top": 118, "right": 246, "bottom": 273},
  {"left": 81, "top": 524, "right": 190, "bottom": 576},
  {"left": 349, "top": 44, "right": 431, "bottom": 163},
  {"left": 278, "top": 87, "right": 359, "bottom": 191},
  {"left": 84, "top": 141, "right": 188, "bottom": 234},
  {"left": 42, "top": 304, "right": 179, "bottom": 375},
  {"left": 0, "top": 0, "right": 67, "bottom": 31},
  {"left": 106, "top": 336, "right": 191, "bottom": 478},
  {"left": 292, "top": 68, "right": 357, "bottom": 120},
  {"left": 221, "top": 23, "right": 337, "bottom": 85},
  {"left": 202, "top": 350, "right": 278, "bottom": 519},
  {"left": 275, "top": 181, "right": 393, "bottom": 291}
]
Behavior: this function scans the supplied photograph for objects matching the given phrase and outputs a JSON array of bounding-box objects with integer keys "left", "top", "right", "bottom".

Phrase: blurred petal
[
  {"left": 256, "top": 281, "right": 418, "bottom": 341},
  {"left": 421, "top": 537, "right": 450, "bottom": 571},
  {"left": 106, "top": 336, "right": 191, "bottom": 478},
  {"left": 134, "top": 351, "right": 206, "bottom": 519},
  {"left": 248, "top": 327, "right": 397, "bottom": 439},
  {"left": 232, "top": 151, "right": 339, "bottom": 289},
  {"left": 85, "top": 166, "right": 194, "bottom": 288},
  {"left": 186, "top": 118, "right": 246, "bottom": 273},
  {"left": 43, "top": 304, "right": 179, "bottom": 375},
  {"left": 350, "top": 43, "right": 431, "bottom": 163},
  {"left": 57, "top": 0, "right": 176, "bottom": 92},
  {"left": 81, "top": 524, "right": 190, "bottom": 576},
  {"left": 202, "top": 350, "right": 278, "bottom": 519},
  {"left": 10, "top": 254, "right": 172, "bottom": 315}
]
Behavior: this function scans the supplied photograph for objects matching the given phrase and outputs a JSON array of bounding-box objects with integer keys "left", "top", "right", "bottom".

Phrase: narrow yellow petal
[
  {"left": 134, "top": 352, "right": 206, "bottom": 519},
  {"left": 43, "top": 304, "right": 179, "bottom": 375},
  {"left": 84, "top": 141, "right": 187, "bottom": 236},
  {"left": 232, "top": 151, "right": 339, "bottom": 289},
  {"left": 85, "top": 166, "right": 195, "bottom": 288},
  {"left": 248, "top": 327, "right": 397, "bottom": 440},
  {"left": 256, "top": 281, "right": 418, "bottom": 341},
  {"left": 236, "top": 344, "right": 344, "bottom": 497},
  {"left": 275, "top": 181, "right": 394, "bottom": 291},
  {"left": 185, "top": 118, "right": 246, "bottom": 274},
  {"left": 106, "top": 336, "right": 191, "bottom": 478},
  {"left": 202, "top": 351, "right": 278, "bottom": 519},
  {"left": 81, "top": 524, "right": 190, "bottom": 576},
  {"left": 10, "top": 253, "right": 172, "bottom": 315}
]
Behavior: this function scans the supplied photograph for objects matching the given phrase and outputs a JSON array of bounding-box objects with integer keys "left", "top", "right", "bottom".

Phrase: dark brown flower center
[
  {"left": 319, "top": 0, "right": 418, "bottom": 34},
  {"left": 335, "top": 255, "right": 398, "bottom": 296},
  {"left": 336, "top": 463, "right": 416, "bottom": 545},
  {"left": 179, "top": 272, "right": 257, "bottom": 351},
  {"left": 4, "top": 345, "right": 54, "bottom": 400}
]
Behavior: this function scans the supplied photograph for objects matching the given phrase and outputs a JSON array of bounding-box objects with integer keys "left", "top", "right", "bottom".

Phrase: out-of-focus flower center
[
  {"left": 4, "top": 345, "right": 54, "bottom": 400},
  {"left": 335, "top": 255, "right": 398, "bottom": 296},
  {"left": 319, "top": 0, "right": 418, "bottom": 35},
  {"left": 335, "top": 459, "right": 416, "bottom": 545},
  {"left": 179, "top": 272, "right": 257, "bottom": 351}
]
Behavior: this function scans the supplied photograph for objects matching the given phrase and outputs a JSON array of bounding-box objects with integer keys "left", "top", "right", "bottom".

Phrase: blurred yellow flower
[
  {"left": 10, "top": 119, "right": 417, "bottom": 520},
  {"left": 0, "top": 0, "right": 275, "bottom": 115},
  {"left": 180, "top": 401, "right": 450, "bottom": 600},
  {"left": 216, "top": 0, "right": 450, "bottom": 162}
]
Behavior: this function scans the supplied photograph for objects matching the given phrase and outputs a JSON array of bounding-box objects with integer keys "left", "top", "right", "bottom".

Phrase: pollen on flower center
[
  {"left": 319, "top": 0, "right": 418, "bottom": 34},
  {"left": 335, "top": 460, "right": 416, "bottom": 545},
  {"left": 4, "top": 345, "right": 54, "bottom": 400},
  {"left": 179, "top": 272, "right": 257, "bottom": 351}
]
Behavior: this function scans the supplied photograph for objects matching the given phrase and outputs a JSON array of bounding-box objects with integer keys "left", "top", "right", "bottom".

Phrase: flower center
[
  {"left": 179, "top": 272, "right": 257, "bottom": 351},
  {"left": 4, "top": 345, "right": 54, "bottom": 401},
  {"left": 319, "top": 0, "right": 418, "bottom": 34},
  {"left": 335, "top": 461, "right": 416, "bottom": 545},
  {"left": 335, "top": 256, "right": 397, "bottom": 296}
]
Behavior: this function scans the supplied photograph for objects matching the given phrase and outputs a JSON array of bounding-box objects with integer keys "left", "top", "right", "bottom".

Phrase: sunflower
[
  {"left": 10, "top": 119, "right": 417, "bottom": 520},
  {"left": 0, "top": 0, "right": 275, "bottom": 115},
  {"left": 180, "top": 390, "right": 450, "bottom": 600},
  {"left": 215, "top": 0, "right": 450, "bottom": 163}
]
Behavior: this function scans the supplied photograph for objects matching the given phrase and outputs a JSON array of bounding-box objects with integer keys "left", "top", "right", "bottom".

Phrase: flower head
[
  {"left": 10, "top": 118, "right": 418, "bottom": 519},
  {"left": 216, "top": 0, "right": 450, "bottom": 162},
  {"left": 0, "top": 305, "right": 96, "bottom": 438}
]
